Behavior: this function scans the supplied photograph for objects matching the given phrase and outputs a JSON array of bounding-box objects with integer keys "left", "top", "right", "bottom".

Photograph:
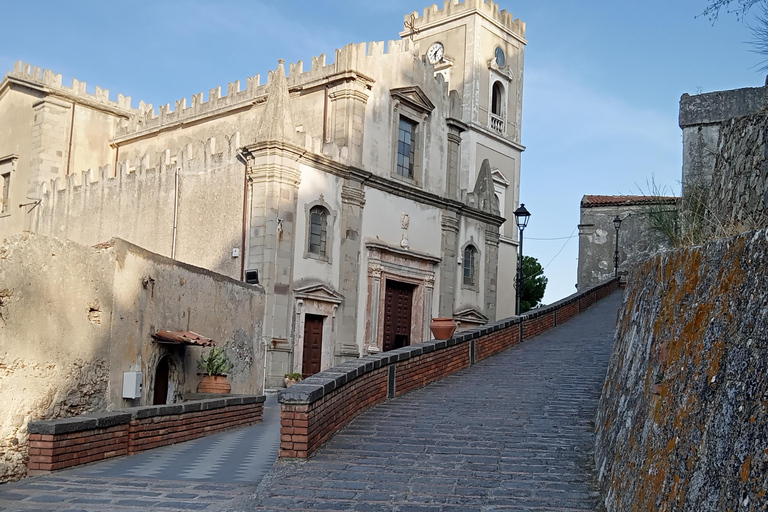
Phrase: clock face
[
  {"left": 494, "top": 46, "right": 506, "bottom": 67},
  {"left": 427, "top": 42, "right": 444, "bottom": 64}
]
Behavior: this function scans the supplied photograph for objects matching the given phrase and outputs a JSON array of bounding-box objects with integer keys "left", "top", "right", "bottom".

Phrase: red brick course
[
  {"left": 278, "top": 278, "right": 621, "bottom": 460},
  {"left": 27, "top": 401, "right": 263, "bottom": 474}
]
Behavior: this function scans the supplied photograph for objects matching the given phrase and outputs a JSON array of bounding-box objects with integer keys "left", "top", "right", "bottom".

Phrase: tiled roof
[
  {"left": 581, "top": 195, "right": 679, "bottom": 208},
  {"left": 152, "top": 330, "right": 217, "bottom": 347}
]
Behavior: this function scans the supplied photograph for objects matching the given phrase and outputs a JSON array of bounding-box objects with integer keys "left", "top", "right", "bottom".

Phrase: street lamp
[
  {"left": 613, "top": 215, "right": 622, "bottom": 278},
  {"left": 514, "top": 203, "right": 531, "bottom": 315}
]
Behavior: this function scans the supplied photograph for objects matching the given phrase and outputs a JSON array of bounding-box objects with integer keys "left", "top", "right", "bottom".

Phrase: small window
[
  {"left": 396, "top": 117, "right": 416, "bottom": 179},
  {"left": 245, "top": 270, "right": 259, "bottom": 285},
  {"left": 1, "top": 173, "right": 9, "bottom": 214},
  {"left": 463, "top": 245, "right": 477, "bottom": 286},
  {"left": 308, "top": 206, "right": 328, "bottom": 256},
  {"left": 491, "top": 82, "right": 504, "bottom": 117}
]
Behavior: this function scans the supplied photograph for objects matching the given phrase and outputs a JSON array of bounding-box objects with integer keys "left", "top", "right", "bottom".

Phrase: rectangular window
[
  {"left": 1, "top": 173, "right": 10, "bottom": 214},
  {"left": 396, "top": 117, "right": 416, "bottom": 179}
]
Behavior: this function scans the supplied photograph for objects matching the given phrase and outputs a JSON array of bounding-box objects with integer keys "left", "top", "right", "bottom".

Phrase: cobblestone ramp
[
  {"left": 0, "top": 395, "right": 281, "bottom": 511},
  {"left": 249, "top": 292, "right": 623, "bottom": 512}
]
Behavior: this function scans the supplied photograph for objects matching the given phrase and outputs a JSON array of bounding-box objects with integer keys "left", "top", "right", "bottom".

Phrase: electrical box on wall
[
  {"left": 231, "top": 247, "right": 240, "bottom": 258},
  {"left": 122, "top": 372, "right": 142, "bottom": 399}
]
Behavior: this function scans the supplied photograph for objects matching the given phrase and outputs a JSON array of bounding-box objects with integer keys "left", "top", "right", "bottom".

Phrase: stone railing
[
  {"left": 26, "top": 395, "right": 265, "bottom": 473},
  {"left": 278, "top": 278, "right": 620, "bottom": 458},
  {"left": 489, "top": 113, "right": 505, "bottom": 135}
]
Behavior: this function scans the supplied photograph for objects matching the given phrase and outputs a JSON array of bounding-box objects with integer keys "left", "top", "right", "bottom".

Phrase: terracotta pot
[
  {"left": 197, "top": 375, "right": 231, "bottom": 394},
  {"left": 284, "top": 377, "right": 298, "bottom": 388},
  {"left": 429, "top": 317, "right": 457, "bottom": 340}
]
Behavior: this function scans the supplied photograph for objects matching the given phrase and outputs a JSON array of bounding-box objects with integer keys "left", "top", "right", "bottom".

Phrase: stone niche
[{"left": 364, "top": 241, "right": 440, "bottom": 354}]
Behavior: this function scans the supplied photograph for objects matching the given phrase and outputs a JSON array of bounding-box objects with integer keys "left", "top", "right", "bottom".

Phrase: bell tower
[{"left": 401, "top": 0, "right": 527, "bottom": 319}]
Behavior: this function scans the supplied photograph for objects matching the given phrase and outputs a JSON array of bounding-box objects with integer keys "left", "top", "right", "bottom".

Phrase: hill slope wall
[{"left": 595, "top": 229, "right": 768, "bottom": 511}]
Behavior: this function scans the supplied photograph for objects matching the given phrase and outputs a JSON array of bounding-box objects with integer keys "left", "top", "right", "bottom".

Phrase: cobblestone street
[
  {"left": 247, "top": 292, "right": 622, "bottom": 511},
  {"left": 0, "top": 292, "right": 621, "bottom": 512}
]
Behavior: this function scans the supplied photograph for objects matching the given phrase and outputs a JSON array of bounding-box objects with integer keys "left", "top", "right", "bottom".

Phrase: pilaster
[
  {"left": 438, "top": 212, "right": 460, "bottom": 317},
  {"left": 328, "top": 81, "right": 371, "bottom": 166},
  {"left": 29, "top": 96, "right": 72, "bottom": 196},
  {"left": 336, "top": 180, "right": 366, "bottom": 362},
  {"left": 484, "top": 229, "right": 500, "bottom": 321}
]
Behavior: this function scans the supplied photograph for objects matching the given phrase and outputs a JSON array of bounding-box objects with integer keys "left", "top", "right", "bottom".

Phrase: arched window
[
  {"left": 491, "top": 81, "right": 504, "bottom": 117},
  {"left": 308, "top": 206, "right": 328, "bottom": 256},
  {"left": 463, "top": 245, "right": 477, "bottom": 286}
]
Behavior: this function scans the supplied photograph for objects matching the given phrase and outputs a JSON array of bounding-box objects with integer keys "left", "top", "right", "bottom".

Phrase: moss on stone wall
[{"left": 596, "top": 229, "right": 768, "bottom": 511}]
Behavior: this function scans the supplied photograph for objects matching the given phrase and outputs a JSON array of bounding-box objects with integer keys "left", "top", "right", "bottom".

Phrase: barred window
[
  {"left": 308, "top": 206, "right": 328, "bottom": 256},
  {"left": 463, "top": 245, "right": 477, "bottom": 286},
  {"left": 396, "top": 117, "right": 416, "bottom": 179},
  {"left": 1, "top": 173, "right": 9, "bottom": 214}
]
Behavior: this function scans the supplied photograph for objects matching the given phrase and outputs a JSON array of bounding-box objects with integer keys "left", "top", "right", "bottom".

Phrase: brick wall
[
  {"left": 27, "top": 396, "right": 264, "bottom": 474},
  {"left": 278, "top": 278, "right": 620, "bottom": 460}
]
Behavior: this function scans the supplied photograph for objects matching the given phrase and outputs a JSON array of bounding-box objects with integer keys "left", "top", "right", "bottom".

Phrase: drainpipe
[
  {"left": 171, "top": 166, "right": 179, "bottom": 259},
  {"left": 236, "top": 148, "right": 252, "bottom": 281},
  {"left": 66, "top": 103, "right": 76, "bottom": 175}
]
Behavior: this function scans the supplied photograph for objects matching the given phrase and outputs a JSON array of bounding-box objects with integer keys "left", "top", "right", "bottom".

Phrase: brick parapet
[
  {"left": 26, "top": 395, "right": 265, "bottom": 474},
  {"left": 278, "top": 278, "right": 621, "bottom": 459}
]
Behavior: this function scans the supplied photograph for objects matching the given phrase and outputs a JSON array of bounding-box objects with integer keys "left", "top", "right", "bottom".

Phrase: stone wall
[
  {"left": 0, "top": 233, "right": 265, "bottom": 483},
  {"left": 706, "top": 113, "right": 768, "bottom": 234},
  {"left": 595, "top": 229, "right": 768, "bottom": 511}
]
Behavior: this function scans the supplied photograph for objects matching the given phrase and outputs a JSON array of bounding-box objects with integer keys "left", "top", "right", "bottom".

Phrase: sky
[{"left": 1, "top": 0, "right": 764, "bottom": 303}]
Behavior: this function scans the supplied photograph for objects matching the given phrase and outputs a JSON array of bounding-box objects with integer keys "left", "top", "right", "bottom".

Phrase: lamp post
[
  {"left": 514, "top": 203, "right": 531, "bottom": 316},
  {"left": 613, "top": 215, "right": 622, "bottom": 278}
]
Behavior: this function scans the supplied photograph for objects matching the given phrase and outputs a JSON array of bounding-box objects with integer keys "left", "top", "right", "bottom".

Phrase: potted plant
[
  {"left": 197, "top": 347, "right": 233, "bottom": 394},
  {"left": 284, "top": 373, "right": 302, "bottom": 387}
]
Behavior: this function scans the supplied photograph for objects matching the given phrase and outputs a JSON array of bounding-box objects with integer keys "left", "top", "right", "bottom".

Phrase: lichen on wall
[{"left": 595, "top": 229, "right": 768, "bottom": 511}]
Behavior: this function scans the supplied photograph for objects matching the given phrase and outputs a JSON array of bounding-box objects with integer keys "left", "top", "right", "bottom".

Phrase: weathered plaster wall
[
  {"left": 578, "top": 200, "right": 674, "bottom": 291},
  {"left": 33, "top": 135, "right": 244, "bottom": 279},
  {"left": 595, "top": 229, "right": 768, "bottom": 511},
  {"left": 0, "top": 233, "right": 265, "bottom": 483}
]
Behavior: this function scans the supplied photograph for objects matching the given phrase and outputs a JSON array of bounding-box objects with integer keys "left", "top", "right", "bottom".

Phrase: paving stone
[{"left": 249, "top": 293, "right": 622, "bottom": 511}]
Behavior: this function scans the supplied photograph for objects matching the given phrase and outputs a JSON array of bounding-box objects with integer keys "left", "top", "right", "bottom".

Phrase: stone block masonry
[
  {"left": 26, "top": 395, "right": 264, "bottom": 474},
  {"left": 278, "top": 277, "right": 620, "bottom": 459},
  {"left": 596, "top": 228, "right": 768, "bottom": 511}
]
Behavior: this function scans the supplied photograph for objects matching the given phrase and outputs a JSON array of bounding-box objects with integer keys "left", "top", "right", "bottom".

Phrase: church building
[{"left": 0, "top": 0, "right": 527, "bottom": 388}]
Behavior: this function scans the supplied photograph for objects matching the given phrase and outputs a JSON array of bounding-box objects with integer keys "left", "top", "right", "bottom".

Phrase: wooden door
[
  {"left": 383, "top": 280, "right": 414, "bottom": 352},
  {"left": 302, "top": 314, "right": 324, "bottom": 378}
]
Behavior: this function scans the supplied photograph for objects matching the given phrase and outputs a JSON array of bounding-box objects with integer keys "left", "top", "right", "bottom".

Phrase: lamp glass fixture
[{"left": 514, "top": 203, "right": 531, "bottom": 229}]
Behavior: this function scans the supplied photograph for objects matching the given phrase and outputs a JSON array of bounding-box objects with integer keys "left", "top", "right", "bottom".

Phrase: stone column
[
  {"left": 438, "top": 212, "right": 460, "bottom": 317},
  {"left": 423, "top": 275, "right": 435, "bottom": 341},
  {"left": 366, "top": 264, "right": 383, "bottom": 353},
  {"left": 337, "top": 181, "right": 366, "bottom": 362},
  {"left": 484, "top": 229, "right": 501, "bottom": 321}
]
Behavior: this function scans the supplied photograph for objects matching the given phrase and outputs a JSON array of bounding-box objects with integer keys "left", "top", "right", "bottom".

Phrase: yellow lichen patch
[{"left": 740, "top": 456, "right": 751, "bottom": 482}]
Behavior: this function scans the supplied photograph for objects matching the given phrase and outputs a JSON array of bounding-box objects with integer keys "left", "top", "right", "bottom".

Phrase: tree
[
  {"left": 702, "top": 0, "right": 768, "bottom": 70},
  {"left": 519, "top": 255, "right": 547, "bottom": 313}
]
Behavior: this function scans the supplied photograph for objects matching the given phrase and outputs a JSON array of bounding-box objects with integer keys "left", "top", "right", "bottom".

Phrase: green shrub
[{"left": 197, "top": 347, "right": 233, "bottom": 376}]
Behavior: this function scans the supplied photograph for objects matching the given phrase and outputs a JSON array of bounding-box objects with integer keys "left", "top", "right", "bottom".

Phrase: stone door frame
[
  {"left": 365, "top": 241, "right": 440, "bottom": 354},
  {"left": 293, "top": 283, "right": 343, "bottom": 375}
]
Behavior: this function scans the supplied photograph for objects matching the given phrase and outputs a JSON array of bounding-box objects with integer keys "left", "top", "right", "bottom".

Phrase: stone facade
[
  {"left": 0, "top": 1, "right": 527, "bottom": 389},
  {"left": 577, "top": 195, "right": 676, "bottom": 290},
  {"left": 0, "top": 233, "right": 265, "bottom": 483},
  {"left": 595, "top": 229, "right": 768, "bottom": 511}
]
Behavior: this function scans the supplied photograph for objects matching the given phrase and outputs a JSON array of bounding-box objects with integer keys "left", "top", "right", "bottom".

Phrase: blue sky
[{"left": 1, "top": 1, "right": 763, "bottom": 302}]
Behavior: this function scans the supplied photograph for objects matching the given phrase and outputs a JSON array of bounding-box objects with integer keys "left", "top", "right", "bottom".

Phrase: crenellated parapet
[
  {"left": 38, "top": 132, "right": 241, "bottom": 198},
  {"left": 6, "top": 61, "right": 135, "bottom": 114},
  {"left": 405, "top": 0, "right": 525, "bottom": 38},
  {"left": 115, "top": 38, "right": 448, "bottom": 142}
]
